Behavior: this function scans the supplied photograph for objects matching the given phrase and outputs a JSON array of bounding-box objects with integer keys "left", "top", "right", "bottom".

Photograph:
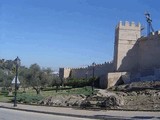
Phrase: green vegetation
[
  {"left": 0, "top": 88, "right": 13, "bottom": 102},
  {"left": 0, "top": 86, "right": 95, "bottom": 103},
  {"left": 16, "top": 94, "right": 44, "bottom": 104},
  {"left": 0, "top": 95, "right": 13, "bottom": 102},
  {"left": 65, "top": 77, "right": 97, "bottom": 88},
  {"left": 0, "top": 58, "right": 97, "bottom": 104}
]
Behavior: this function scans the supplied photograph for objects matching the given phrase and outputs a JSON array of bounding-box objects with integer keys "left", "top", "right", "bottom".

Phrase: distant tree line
[{"left": 0, "top": 59, "right": 61, "bottom": 94}]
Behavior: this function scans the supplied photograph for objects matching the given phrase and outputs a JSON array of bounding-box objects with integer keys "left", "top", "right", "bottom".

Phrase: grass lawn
[
  {"left": 41, "top": 86, "right": 94, "bottom": 96},
  {"left": 0, "top": 93, "right": 13, "bottom": 102},
  {"left": 0, "top": 86, "right": 96, "bottom": 103}
]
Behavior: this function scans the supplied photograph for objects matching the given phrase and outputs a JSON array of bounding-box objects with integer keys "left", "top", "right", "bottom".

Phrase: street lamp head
[
  {"left": 14, "top": 56, "right": 21, "bottom": 66},
  {"left": 145, "top": 12, "right": 152, "bottom": 23}
]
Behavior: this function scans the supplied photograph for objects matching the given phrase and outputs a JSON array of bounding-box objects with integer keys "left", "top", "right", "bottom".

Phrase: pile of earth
[
  {"left": 39, "top": 94, "right": 86, "bottom": 107},
  {"left": 39, "top": 93, "right": 123, "bottom": 109},
  {"left": 39, "top": 81, "right": 160, "bottom": 110},
  {"left": 109, "top": 81, "right": 160, "bottom": 92},
  {"left": 109, "top": 81, "right": 160, "bottom": 110},
  {"left": 80, "top": 94, "right": 124, "bottom": 109}
]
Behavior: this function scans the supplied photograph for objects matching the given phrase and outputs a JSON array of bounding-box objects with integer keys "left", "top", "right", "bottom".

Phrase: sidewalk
[{"left": 0, "top": 102, "right": 160, "bottom": 120}]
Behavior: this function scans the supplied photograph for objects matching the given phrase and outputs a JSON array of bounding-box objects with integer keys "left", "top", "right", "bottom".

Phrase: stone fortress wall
[
  {"left": 138, "top": 31, "right": 160, "bottom": 70},
  {"left": 59, "top": 21, "right": 160, "bottom": 89},
  {"left": 110, "top": 21, "right": 160, "bottom": 88},
  {"left": 59, "top": 68, "right": 71, "bottom": 79},
  {"left": 59, "top": 62, "right": 113, "bottom": 88}
]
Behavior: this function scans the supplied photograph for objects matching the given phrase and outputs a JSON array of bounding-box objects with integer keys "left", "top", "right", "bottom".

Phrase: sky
[{"left": 0, "top": 0, "right": 160, "bottom": 71}]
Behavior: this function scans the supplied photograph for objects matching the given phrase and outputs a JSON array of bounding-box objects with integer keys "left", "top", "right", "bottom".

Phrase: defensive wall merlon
[
  {"left": 148, "top": 31, "right": 160, "bottom": 36},
  {"left": 116, "top": 21, "right": 141, "bottom": 29},
  {"left": 60, "top": 61, "right": 112, "bottom": 70},
  {"left": 139, "top": 30, "right": 160, "bottom": 42}
]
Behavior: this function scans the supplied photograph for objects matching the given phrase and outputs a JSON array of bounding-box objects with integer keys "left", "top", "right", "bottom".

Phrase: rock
[
  {"left": 80, "top": 101, "right": 91, "bottom": 108},
  {"left": 79, "top": 94, "right": 86, "bottom": 98},
  {"left": 101, "top": 95, "right": 124, "bottom": 108},
  {"left": 39, "top": 95, "right": 86, "bottom": 107},
  {"left": 116, "top": 92, "right": 128, "bottom": 97},
  {"left": 80, "top": 94, "right": 124, "bottom": 109},
  {"left": 8, "top": 91, "right": 13, "bottom": 96},
  {"left": 130, "top": 91, "right": 137, "bottom": 96}
]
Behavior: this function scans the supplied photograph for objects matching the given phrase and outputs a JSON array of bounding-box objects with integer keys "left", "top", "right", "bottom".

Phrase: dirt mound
[
  {"left": 39, "top": 94, "right": 86, "bottom": 107},
  {"left": 81, "top": 81, "right": 160, "bottom": 110},
  {"left": 80, "top": 95, "right": 124, "bottom": 109},
  {"left": 39, "top": 81, "right": 160, "bottom": 110},
  {"left": 110, "top": 81, "right": 160, "bottom": 92},
  {"left": 109, "top": 81, "right": 160, "bottom": 110}
]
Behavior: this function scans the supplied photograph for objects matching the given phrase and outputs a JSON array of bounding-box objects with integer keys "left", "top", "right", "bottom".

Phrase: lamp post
[
  {"left": 13, "top": 56, "right": 21, "bottom": 107},
  {"left": 92, "top": 62, "right": 96, "bottom": 94}
]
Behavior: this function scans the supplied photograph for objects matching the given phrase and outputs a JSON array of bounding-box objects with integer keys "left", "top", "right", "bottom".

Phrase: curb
[
  {"left": 0, "top": 105, "right": 125, "bottom": 120},
  {"left": 1, "top": 102, "right": 160, "bottom": 112},
  {"left": 0, "top": 105, "right": 94, "bottom": 119}
]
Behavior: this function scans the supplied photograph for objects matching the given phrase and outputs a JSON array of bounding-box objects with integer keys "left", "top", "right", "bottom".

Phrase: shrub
[
  {"left": 65, "top": 77, "right": 97, "bottom": 88},
  {"left": 1, "top": 88, "right": 9, "bottom": 96},
  {"left": 16, "top": 94, "right": 44, "bottom": 104}
]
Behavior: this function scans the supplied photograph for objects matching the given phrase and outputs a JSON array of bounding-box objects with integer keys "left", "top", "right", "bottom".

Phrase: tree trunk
[
  {"left": 56, "top": 85, "right": 58, "bottom": 93},
  {"left": 36, "top": 89, "right": 40, "bottom": 94},
  {"left": 33, "top": 87, "right": 41, "bottom": 94}
]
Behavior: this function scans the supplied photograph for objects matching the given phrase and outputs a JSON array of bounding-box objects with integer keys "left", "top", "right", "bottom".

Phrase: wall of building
[
  {"left": 138, "top": 31, "right": 160, "bottom": 70},
  {"left": 59, "top": 68, "right": 71, "bottom": 79}
]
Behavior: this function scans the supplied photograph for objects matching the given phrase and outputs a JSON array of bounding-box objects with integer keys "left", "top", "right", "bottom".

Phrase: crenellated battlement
[
  {"left": 117, "top": 21, "right": 141, "bottom": 29},
  {"left": 139, "top": 30, "right": 160, "bottom": 41},
  {"left": 92, "top": 61, "right": 113, "bottom": 67},
  {"left": 63, "top": 68, "right": 71, "bottom": 70},
  {"left": 73, "top": 67, "right": 87, "bottom": 70},
  {"left": 62, "top": 62, "right": 113, "bottom": 71},
  {"left": 149, "top": 31, "right": 160, "bottom": 36}
]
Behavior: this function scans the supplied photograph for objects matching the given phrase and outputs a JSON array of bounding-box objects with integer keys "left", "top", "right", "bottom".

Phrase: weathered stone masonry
[
  {"left": 59, "top": 62, "right": 113, "bottom": 88},
  {"left": 113, "top": 21, "right": 141, "bottom": 72}
]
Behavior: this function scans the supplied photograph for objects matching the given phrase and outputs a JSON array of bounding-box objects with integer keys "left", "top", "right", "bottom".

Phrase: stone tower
[{"left": 113, "top": 21, "right": 141, "bottom": 72}]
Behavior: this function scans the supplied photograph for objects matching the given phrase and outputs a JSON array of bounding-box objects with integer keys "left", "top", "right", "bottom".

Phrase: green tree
[
  {"left": 0, "top": 69, "right": 13, "bottom": 89},
  {"left": 27, "top": 64, "right": 42, "bottom": 94},
  {"left": 19, "top": 66, "right": 29, "bottom": 92},
  {"left": 41, "top": 67, "right": 53, "bottom": 88},
  {"left": 26, "top": 64, "right": 55, "bottom": 94}
]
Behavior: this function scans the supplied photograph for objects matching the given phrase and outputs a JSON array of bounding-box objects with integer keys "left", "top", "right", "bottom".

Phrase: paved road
[
  {"left": 0, "top": 108, "right": 96, "bottom": 120},
  {"left": 0, "top": 102, "right": 160, "bottom": 120}
]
